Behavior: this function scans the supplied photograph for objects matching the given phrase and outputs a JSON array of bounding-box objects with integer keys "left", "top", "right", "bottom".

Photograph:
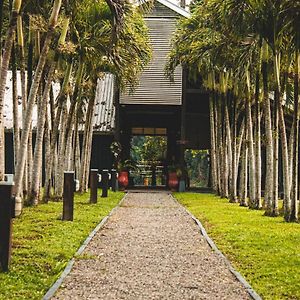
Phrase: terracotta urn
[
  {"left": 118, "top": 171, "right": 129, "bottom": 190},
  {"left": 168, "top": 172, "right": 179, "bottom": 191}
]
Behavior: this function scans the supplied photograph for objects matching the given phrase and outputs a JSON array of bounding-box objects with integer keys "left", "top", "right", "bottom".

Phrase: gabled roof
[
  {"left": 155, "top": 0, "right": 190, "bottom": 18},
  {"left": 138, "top": 0, "right": 190, "bottom": 18}
]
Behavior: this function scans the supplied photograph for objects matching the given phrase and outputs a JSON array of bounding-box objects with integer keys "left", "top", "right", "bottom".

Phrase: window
[{"left": 131, "top": 127, "right": 167, "bottom": 136}]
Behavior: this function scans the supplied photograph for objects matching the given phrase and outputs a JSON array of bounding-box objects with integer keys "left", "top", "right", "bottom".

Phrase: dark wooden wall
[{"left": 4, "top": 132, "right": 114, "bottom": 177}]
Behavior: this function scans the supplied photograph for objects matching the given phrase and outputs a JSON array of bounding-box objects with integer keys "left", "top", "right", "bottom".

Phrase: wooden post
[
  {"left": 111, "top": 169, "right": 117, "bottom": 192},
  {"left": 101, "top": 170, "right": 109, "bottom": 198},
  {"left": 114, "top": 89, "right": 121, "bottom": 143},
  {"left": 151, "top": 166, "right": 156, "bottom": 187},
  {"left": 63, "top": 172, "right": 74, "bottom": 221},
  {"left": 0, "top": 183, "right": 14, "bottom": 272},
  {"left": 180, "top": 67, "right": 187, "bottom": 167},
  {"left": 90, "top": 169, "right": 98, "bottom": 204}
]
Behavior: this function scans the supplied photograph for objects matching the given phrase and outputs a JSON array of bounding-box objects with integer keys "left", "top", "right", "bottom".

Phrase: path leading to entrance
[{"left": 53, "top": 192, "right": 250, "bottom": 299}]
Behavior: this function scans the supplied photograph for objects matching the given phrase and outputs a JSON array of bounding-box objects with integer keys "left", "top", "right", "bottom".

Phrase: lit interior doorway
[{"left": 130, "top": 127, "right": 168, "bottom": 187}]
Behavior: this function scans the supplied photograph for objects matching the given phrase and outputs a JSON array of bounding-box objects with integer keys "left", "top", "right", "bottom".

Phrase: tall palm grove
[
  {"left": 0, "top": 0, "right": 151, "bottom": 215},
  {"left": 166, "top": 0, "right": 300, "bottom": 222}
]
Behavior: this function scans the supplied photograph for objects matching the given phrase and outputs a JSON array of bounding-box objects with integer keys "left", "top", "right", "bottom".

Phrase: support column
[
  {"left": 180, "top": 68, "right": 187, "bottom": 167},
  {"left": 114, "top": 89, "right": 121, "bottom": 143}
]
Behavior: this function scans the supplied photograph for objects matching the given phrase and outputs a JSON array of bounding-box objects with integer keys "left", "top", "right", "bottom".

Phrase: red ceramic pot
[
  {"left": 168, "top": 172, "right": 179, "bottom": 191},
  {"left": 118, "top": 171, "right": 129, "bottom": 190}
]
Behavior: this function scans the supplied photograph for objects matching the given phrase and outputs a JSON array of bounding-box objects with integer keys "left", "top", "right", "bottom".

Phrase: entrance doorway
[{"left": 130, "top": 131, "right": 167, "bottom": 187}]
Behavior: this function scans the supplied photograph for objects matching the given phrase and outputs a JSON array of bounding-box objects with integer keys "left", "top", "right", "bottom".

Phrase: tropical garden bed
[
  {"left": 175, "top": 192, "right": 300, "bottom": 300},
  {"left": 0, "top": 191, "right": 124, "bottom": 300}
]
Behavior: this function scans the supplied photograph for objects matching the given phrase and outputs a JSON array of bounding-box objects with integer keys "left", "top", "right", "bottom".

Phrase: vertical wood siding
[{"left": 120, "top": 17, "right": 182, "bottom": 106}]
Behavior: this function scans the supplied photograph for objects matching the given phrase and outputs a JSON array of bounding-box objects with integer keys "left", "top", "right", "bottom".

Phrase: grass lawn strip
[
  {"left": 175, "top": 193, "right": 300, "bottom": 300},
  {"left": 0, "top": 191, "right": 124, "bottom": 300}
]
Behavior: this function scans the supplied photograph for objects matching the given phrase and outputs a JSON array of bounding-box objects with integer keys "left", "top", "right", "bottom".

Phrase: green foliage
[
  {"left": 0, "top": 191, "right": 124, "bottom": 300},
  {"left": 166, "top": 0, "right": 300, "bottom": 100},
  {"left": 185, "top": 150, "right": 209, "bottom": 187},
  {"left": 175, "top": 193, "right": 300, "bottom": 300},
  {"left": 131, "top": 136, "right": 167, "bottom": 165}
]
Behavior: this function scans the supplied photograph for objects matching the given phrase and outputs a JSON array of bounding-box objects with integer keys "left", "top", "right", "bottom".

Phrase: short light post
[
  {"left": 90, "top": 169, "right": 98, "bottom": 204},
  {"left": 101, "top": 169, "right": 109, "bottom": 198},
  {"left": 111, "top": 169, "right": 117, "bottom": 192},
  {"left": 63, "top": 172, "right": 74, "bottom": 221},
  {"left": 0, "top": 182, "right": 15, "bottom": 272}
]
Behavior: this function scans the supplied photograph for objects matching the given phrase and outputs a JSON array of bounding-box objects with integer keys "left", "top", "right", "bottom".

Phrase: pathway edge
[
  {"left": 42, "top": 193, "right": 128, "bottom": 300},
  {"left": 171, "top": 194, "right": 262, "bottom": 300}
]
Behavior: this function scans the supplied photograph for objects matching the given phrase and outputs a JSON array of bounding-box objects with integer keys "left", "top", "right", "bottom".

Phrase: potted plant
[
  {"left": 168, "top": 164, "right": 179, "bottom": 191},
  {"left": 117, "top": 159, "right": 138, "bottom": 190},
  {"left": 177, "top": 165, "right": 187, "bottom": 192}
]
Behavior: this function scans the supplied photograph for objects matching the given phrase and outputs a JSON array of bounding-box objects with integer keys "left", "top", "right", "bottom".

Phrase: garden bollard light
[
  {"left": 90, "top": 169, "right": 98, "bottom": 204},
  {"left": 63, "top": 172, "right": 74, "bottom": 221},
  {"left": 111, "top": 169, "right": 117, "bottom": 192},
  {"left": 101, "top": 169, "right": 109, "bottom": 198},
  {"left": 0, "top": 182, "right": 15, "bottom": 272}
]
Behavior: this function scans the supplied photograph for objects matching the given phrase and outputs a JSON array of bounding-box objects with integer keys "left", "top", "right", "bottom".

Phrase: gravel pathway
[{"left": 53, "top": 192, "right": 250, "bottom": 300}]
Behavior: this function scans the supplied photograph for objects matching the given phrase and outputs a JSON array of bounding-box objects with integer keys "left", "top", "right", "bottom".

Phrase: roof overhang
[
  {"left": 137, "top": 0, "right": 191, "bottom": 18},
  {"left": 156, "top": 0, "right": 190, "bottom": 18}
]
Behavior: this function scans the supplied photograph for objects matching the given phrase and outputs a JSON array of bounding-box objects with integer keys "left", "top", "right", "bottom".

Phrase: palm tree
[{"left": 14, "top": 0, "right": 62, "bottom": 215}]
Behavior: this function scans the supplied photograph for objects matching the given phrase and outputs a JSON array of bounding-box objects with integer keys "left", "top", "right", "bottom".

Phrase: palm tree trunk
[
  {"left": 13, "top": 0, "right": 62, "bottom": 215},
  {"left": 209, "top": 93, "right": 217, "bottom": 192},
  {"left": 262, "top": 59, "right": 274, "bottom": 214},
  {"left": 75, "top": 125, "right": 81, "bottom": 180},
  {"left": 22, "top": 16, "right": 33, "bottom": 196},
  {"left": 239, "top": 131, "right": 248, "bottom": 207},
  {"left": 84, "top": 125, "right": 94, "bottom": 192},
  {"left": 290, "top": 50, "right": 299, "bottom": 222},
  {"left": 84, "top": 92, "right": 97, "bottom": 192},
  {"left": 246, "top": 95, "right": 256, "bottom": 208},
  {"left": 288, "top": 120, "right": 294, "bottom": 197},
  {"left": 80, "top": 90, "right": 96, "bottom": 192},
  {"left": 230, "top": 96, "right": 238, "bottom": 203},
  {"left": 225, "top": 96, "right": 232, "bottom": 200},
  {"left": 214, "top": 95, "right": 221, "bottom": 194},
  {"left": 65, "top": 102, "right": 77, "bottom": 171},
  {"left": 254, "top": 70, "right": 262, "bottom": 208},
  {"left": 218, "top": 97, "right": 225, "bottom": 197},
  {"left": 54, "top": 102, "right": 68, "bottom": 199},
  {"left": 12, "top": 44, "right": 20, "bottom": 167},
  {"left": 80, "top": 98, "right": 94, "bottom": 192},
  {"left": 272, "top": 89, "right": 279, "bottom": 216},
  {"left": 277, "top": 94, "right": 290, "bottom": 219},
  {"left": 43, "top": 107, "right": 52, "bottom": 203},
  {"left": 0, "top": 0, "right": 22, "bottom": 180},
  {"left": 17, "top": 15, "right": 26, "bottom": 107},
  {"left": 29, "top": 65, "right": 55, "bottom": 205},
  {"left": 27, "top": 126, "right": 33, "bottom": 195},
  {"left": 0, "top": 0, "right": 4, "bottom": 67},
  {"left": 236, "top": 119, "right": 245, "bottom": 174}
]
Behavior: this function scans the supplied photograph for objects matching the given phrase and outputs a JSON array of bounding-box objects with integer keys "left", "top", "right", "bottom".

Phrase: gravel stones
[{"left": 53, "top": 192, "right": 250, "bottom": 300}]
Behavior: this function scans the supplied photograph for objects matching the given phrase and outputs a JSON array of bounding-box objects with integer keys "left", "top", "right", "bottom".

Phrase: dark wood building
[{"left": 115, "top": 0, "right": 210, "bottom": 167}]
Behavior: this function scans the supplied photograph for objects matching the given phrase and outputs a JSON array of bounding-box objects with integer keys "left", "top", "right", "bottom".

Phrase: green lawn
[
  {"left": 0, "top": 191, "right": 124, "bottom": 300},
  {"left": 175, "top": 193, "right": 300, "bottom": 300}
]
